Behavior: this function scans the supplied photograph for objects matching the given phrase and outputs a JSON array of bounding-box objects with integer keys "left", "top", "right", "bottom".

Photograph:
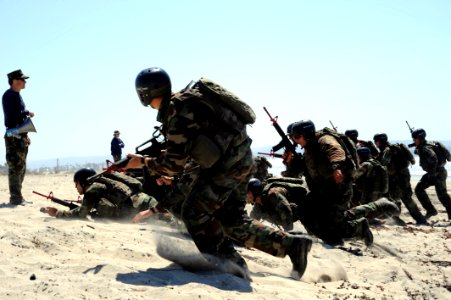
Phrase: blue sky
[{"left": 1, "top": 0, "right": 450, "bottom": 164}]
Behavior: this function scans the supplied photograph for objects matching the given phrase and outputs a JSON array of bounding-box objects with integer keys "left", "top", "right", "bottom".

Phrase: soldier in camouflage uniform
[
  {"left": 252, "top": 156, "right": 273, "bottom": 183},
  {"left": 2, "top": 70, "right": 35, "bottom": 205},
  {"left": 246, "top": 177, "right": 307, "bottom": 231},
  {"left": 285, "top": 120, "right": 373, "bottom": 246},
  {"left": 373, "top": 133, "right": 427, "bottom": 224},
  {"left": 345, "top": 129, "right": 379, "bottom": 157},
  {"left": 43, "top": 169, "right": 157, "bottom": 219},
  {"left": 354, "top": 147, "right": 389, "bottom": 205},
  {"left": 126, "top": 67, "right": 312, "bottom": 280},
  {"left": 411, "top": 129, "right": 451, "bottom": 220}
]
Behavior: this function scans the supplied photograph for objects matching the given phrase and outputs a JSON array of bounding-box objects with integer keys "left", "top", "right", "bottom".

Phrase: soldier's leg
[
  {"left": 5, "top": 137, "right": 28, "bottom": 203},
  {"left": 434, "top": 169, "right": 451, "bottom": 219},
  {"left": 398, "top": 170, "right": 427, "bottom": 224},
  {"left": 415, "top": 173, "right": 437, "bottom": 217},
  {"left": 346, "top": 197, "right": 400, "bottom": 220}
]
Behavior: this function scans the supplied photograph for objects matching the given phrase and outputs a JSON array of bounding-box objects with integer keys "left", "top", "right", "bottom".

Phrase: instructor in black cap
[{"left": 2, "top": 69, "right": 35, "bottom": 205}]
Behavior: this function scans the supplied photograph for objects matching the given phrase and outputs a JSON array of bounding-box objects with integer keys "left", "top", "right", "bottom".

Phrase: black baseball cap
[{"left": 7, "top": 69, "right": 29, "bottom": 80}]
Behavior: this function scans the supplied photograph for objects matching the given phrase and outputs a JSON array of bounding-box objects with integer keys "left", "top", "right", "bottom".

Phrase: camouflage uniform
[
  {"left": 5, "top": 135, "right": 29, "bottom": 203},
  {"left": 252, "top": 156, "right": 273, "bottom": 183},
  {"left": 250, "top": 180, "right": 307, "bottom": 231},
  {"left": 377, "top": 143, "right": 426, "bottom": 223},
  {"left": 143, "top": 83, "right": 309, "bottom": 259},
  {"left": 354, "top": 158, "right": 388, "bottom": 204},
  {"left": 414, "top": 141, "right": 451, "bottom": 219},
  {"left": 296, "top": 133, "right": 370, "bottom": 245},
  {"left": 56, "top": 172, "right": 156, "bottom": 219}
]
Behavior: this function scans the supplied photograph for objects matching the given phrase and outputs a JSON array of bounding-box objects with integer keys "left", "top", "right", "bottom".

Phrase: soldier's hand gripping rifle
[
  {"left": 88, "top": 126, "right": 166, "bottom": 182},
  {"left": 406, "top": 120, "right": 416, "bottom": 148},
  {"left": 33, "top": 191, "right": 81, "bottom": 210},
  {"left": 258, "top": 107, "right": 298, "bottom": 159}
]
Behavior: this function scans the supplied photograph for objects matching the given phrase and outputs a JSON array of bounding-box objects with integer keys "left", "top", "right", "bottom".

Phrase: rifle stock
[{"left": 33, "top": 191, "right": 80, "bottom": 210}]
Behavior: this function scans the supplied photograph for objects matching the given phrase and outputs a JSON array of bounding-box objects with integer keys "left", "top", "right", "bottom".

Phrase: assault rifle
[
  {"left": 406, "top": 120, "right": 416, "bottom": 148},
  {"left": 258, "top": 107, "right": 297, "bottom": 158},
  {"left": 33, "top": 191, "right": 81, "bottom": 210},
  {"left": 329, "top": 120, "right": 338, "bottom": 132},
  {"left": 88, "top": 126, "right": 166, "bottom": 182}
]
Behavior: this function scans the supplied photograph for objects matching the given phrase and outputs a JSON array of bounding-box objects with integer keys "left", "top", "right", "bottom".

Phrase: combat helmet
[
  {"left": 74, "top": 168, "right": 96, "bottom": 187},
  {"left": 290, "top": 120, "right": 316, "bottom": 141},
  {"left": 373, "top": 133, "right": 388, "bottom": 144},
  {"left": 345, "top": 129, "right": 359, "bottom": 142},
  {"left": 411, "top": 128, "right": 426, "bottom": 140},
  {"left": 357, "top": 147, "right": 371, "bottom": 159},
  {"left": 135, "top": 67, "right": 172, "bottom": 106},
  {"left": 247, "top": 178, "right": 263, "bottom": 197}
]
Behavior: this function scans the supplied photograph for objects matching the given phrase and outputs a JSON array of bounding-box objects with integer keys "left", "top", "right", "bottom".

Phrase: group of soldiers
[
  {"left": 5, "top": 67, "right": 450, "bottom": 281},
  {"left": 248, "top": 124, "right": 451, "bottom": 247}
]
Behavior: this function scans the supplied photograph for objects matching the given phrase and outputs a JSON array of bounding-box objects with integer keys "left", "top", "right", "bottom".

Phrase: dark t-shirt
[{"left": 2, "top": 89, "right": 29, "bottom": 129}]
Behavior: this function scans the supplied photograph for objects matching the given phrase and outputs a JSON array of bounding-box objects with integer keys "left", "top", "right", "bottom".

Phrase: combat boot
[
  {"left": 361, "top": 218, "right": 373, "bottom": 246},
  {"left": 425, "top": 210, "right": 438, "bottom": 219},
  {"left": 288, "top": 236, "right": 313, "bottom": 280}
]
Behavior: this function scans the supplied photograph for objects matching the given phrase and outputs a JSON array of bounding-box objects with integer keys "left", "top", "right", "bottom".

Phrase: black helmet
[
  {"left": 345, "top": 129, "right": 359, "bottom": 141},
  {"left": 247, "top": 178, "right": 263, "bottom": 197},
  {"left": 135, "top": 67, "right": 172, "bottom": 106},
  {"left": 286, "top": 123, "right": 294, "bottom": 135},
  {"left": 290, "top": 120, "right": 316, "bottom": 141},
  {"left": 412, "top": 128, "right": 426, "bottom": 140},
  {"left": 357, "top": 147, "right": 371, "bottom": 158},
  {"left": 373, "top": 133, "right": 388, "bottom": 143},
  {"left": 74, "top": 168, "right": 96, "bottom": 186}
]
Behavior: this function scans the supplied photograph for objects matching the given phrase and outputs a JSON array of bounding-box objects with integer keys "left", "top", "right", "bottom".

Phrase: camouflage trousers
[
  {"left": 5, "top": 135, "right": 29, "bottom": 202},
  {"left": 415, "top": 167, "right": 451, "bottom": 219},
  {"left": 346, "top": 198, "right": 400, "bottom": 220},
  {"left": 389, "top": 168, "right": 425, "bottom": 222},
  {"left": 181, "top": 149, "right": 295, "bottom": 258},
  {"left": 298, "top": 180, "right": 367, "bottom": 245}
]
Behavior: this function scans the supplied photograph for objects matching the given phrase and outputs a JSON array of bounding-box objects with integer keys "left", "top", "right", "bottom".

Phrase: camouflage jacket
[
  {"left": 56, "top": 172, "right": 156, "bottom": 219},
  {"left": 303, "top": 133, "right": 347, "bottom": 189},
  {"left": 250, "top": 185, "right": 295, "bottom": 231},
  {"left": 415, "top": 141, "right": 440, "bottom": 173},
  {"left": 145, "top": 82, "right": 251, "bottom": 177},
  {"left": 354, "top": 158, "right": 388, "bottom": 203}
]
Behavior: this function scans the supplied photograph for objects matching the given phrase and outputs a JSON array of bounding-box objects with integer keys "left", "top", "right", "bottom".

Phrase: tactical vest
[
  {"left": 318, "top": 127, "right": 358, "bottom": 178},
  {"left": 93, "top": 172, "right": 143, "bottom": 217},
  {"left": 262, "top": 179, "right": 307, "bottom": 206},
  {"left": 366, "top": 158, "right": 389, "bottom": 194},
  {"left": 389, "top": 143, "right": 414, "bottom": 169}
]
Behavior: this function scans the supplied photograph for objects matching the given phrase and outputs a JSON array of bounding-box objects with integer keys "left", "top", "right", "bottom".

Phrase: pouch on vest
[{"left": 96, "top": 198, "right": 119, "bottom": 218}]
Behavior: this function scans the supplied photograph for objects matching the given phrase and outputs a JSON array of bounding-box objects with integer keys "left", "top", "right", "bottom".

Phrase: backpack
[
  {"left": 262, "top": 179, "right": 308, "bottom": 206},
  {"left": 429, "top": 141, "right": 451, "bottom": 166},
  {"left": 93, "top": 172, "right": 143, "bottom": 216},
  {"left": 389, "top": 143, "right": 414, "bottom": 169},
  {"left": 367, "top": 159, "right": 389, "bottom": 194},
  {"left": 196, "top": 78, "right": 256, "bottom": 124},
  {"left": 318, "top": 127, "right": 358, "bottom": 178}
]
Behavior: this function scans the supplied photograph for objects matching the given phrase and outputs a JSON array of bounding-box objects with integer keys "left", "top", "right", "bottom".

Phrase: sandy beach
[{"left": 0, "top": 173, "right": 450, "bottom": 299}]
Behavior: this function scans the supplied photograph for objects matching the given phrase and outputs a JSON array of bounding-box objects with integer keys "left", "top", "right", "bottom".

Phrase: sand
[{"left": 0, "top": 173, "right": 450, "bottom": 299}]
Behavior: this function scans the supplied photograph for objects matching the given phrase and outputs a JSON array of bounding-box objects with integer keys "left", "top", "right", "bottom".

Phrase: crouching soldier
[{"left": 42, "top": 168, "right": 157, "bottom": 219}]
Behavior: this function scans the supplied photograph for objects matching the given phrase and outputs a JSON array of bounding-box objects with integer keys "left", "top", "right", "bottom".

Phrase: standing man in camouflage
[
  {"left": 373, "top": 133, "right": 427, "bottom": 224},
  {"left": 285, "top": 120, "right": 373, "bottom": 246},
  {"left": 2, "top": 70, "right": 35, "bottom": 205},
  {"left": 126, "top": 67, "right": 312, "bottom": 280},
  {"left": 411, "top": 128, "right": 451, "bottom": 220}
]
